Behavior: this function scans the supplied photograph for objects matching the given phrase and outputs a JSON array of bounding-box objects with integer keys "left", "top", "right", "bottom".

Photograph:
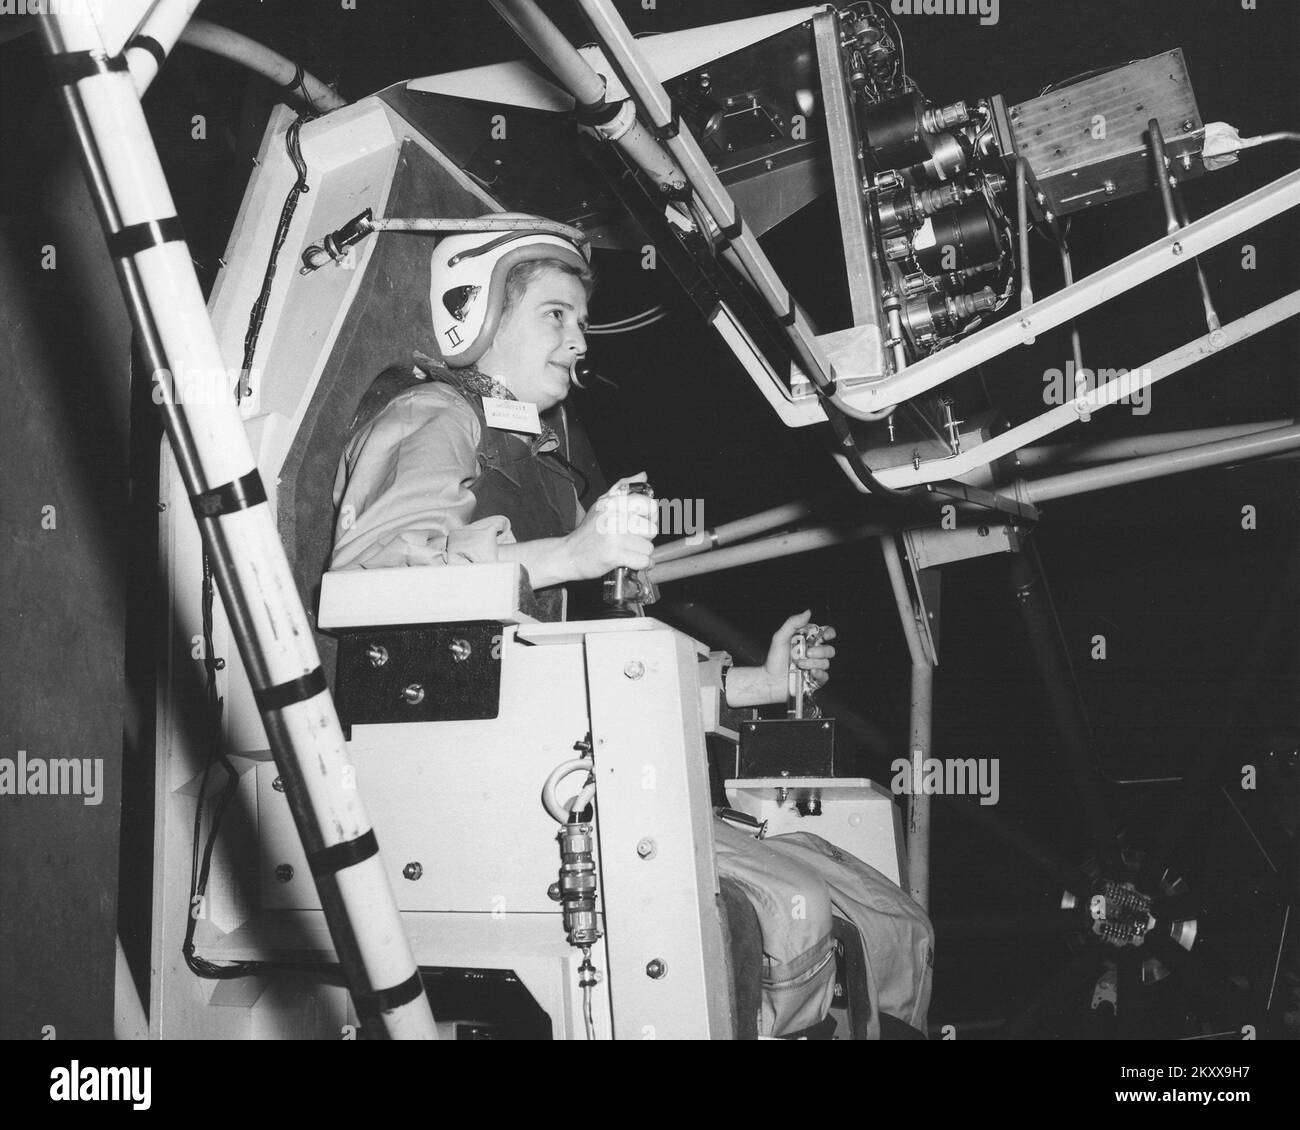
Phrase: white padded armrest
[{"left": 318, "top": 563, "right": 533, "bottom": 629}]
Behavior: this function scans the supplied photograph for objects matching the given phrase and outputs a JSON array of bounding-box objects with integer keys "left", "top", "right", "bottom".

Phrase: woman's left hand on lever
[{"left": 724, "top": 609, "right": 837, "bottom": 707}]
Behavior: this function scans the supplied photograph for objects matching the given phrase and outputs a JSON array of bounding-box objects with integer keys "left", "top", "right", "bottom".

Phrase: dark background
[{"left": 1, "top": 0, "right": 1296, "bottom": 1038}]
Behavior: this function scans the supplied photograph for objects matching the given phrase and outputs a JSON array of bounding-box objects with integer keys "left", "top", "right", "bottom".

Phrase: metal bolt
[
  {"left": 636, "top": 838, "right": 657, "bottom": 860},
  {"left": 821, "top": 722, "right": 831, "bottom": 731},
  {"left": 1172, "top": 241, "right": 1184, "bottom": 256},
  {"left": 978, "top": 525, "right": 990, "bottom": 537},
  {"left": 1182, "top": 119, "right": 1194, "bottom": 132},
  {"left": 624, "top": 661, "right": 645, "bottom": 680},
  {"left": 402, "top": 683, "right": 426, "bottom": 705},
  {"left": 275, "top": 864, "right": 294, "bottom": 883},
  {"left": 1104, "top": 180, "right": 1116, "bottom": 195},
  {"left": 156, "top": 501, "right": 168, "bottom": 512},
  {"left": 449, "top": 638, "right": 472, "bottom": 663},
  {"left": 366, "top": 643, "right": 388, "bottom": 668},
  {"left": 402, "top": 862, "right": 423, "bottom": 881},
  {"left": 645, "top": 959, "right": 667, "bottom": 980},
  {"left": 272, "top": 776, "right": 285, "bottom": 792}
]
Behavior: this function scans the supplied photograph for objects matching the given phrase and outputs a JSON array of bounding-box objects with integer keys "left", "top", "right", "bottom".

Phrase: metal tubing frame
[
  {"left": 837, "top": 169, "right": 1300, "bottom": 417},
  {"left": 490, "top": 0, "right": 606, "bottom": 109},
  {"left": 653, "top": 501, "right": 815, "bottom": 564},
  {"left": 1150, "top": 117, "right": 1220, "bottom": 333},
  {"left": 176, "top": 19, "right": 347, "bottom": 111},
  {"left": 124, "top": 0, "right": 199, "bottom": 91},
  {"left": 1020, "top": 420, "right": 1300, "bottom": 503},
  {"left": 1016, "top": 419, "right": 1296, "bottom": 469},
  {"left": 38, "top": 9, "right": 435, "bottom": 1038},
  {"left": 866, "top": 287, "right": 1300, "bottom": 490},
  {"left": 1149, "top": 118, "right": 1182, "bottom": 236},
  {"left": 488, "top": 0, "right": 686, "bottom": 194},
  {"left": 127, "top": 5, "right": 347, "bottom": 112},
  {"left": 1057, "top": 237, "right": 1085, "bottom": 396},
  {"left": 572, "top": 0, "right": 871, "bottom": 414},
  {"left": 1017, "top": 158, "right": 1034, "bottom": 311},
  {"left": 880, "top": 536, "right": 933, "bottom": 910},
  {"left": 1174, "top": 189, "right": 1222, "bottom": 333},
  {"left": 650, "top": 521, "right": 888, "bottom": 583},
  {"left": 812, "top": 7, "right": 884, "bottom": 340},
  {"left": 557, "top": 0, "right": 1300, "bottom": 488}
]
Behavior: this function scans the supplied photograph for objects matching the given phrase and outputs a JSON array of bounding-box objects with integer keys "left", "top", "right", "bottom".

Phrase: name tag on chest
[{"left": 482, "top": 396, "right": 541, "bottom": 435}]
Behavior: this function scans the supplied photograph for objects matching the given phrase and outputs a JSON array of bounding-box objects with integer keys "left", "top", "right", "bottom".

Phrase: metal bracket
[
  {"left": 335, "top": 622, "right": 503, "bottom": 725},
  {"left": 925, "top": 480, "right": 1039, "bottom": 523},
  {"left": 896, "top": 534, "right": 941, "bottom": 666},
  {"left": 902, "top": 523, "right": 1022, "bottom": 572}
]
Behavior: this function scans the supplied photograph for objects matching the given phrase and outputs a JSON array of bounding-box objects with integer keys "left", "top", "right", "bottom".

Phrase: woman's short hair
[{"left": 501, "top": 256, "right": 595, "bottom": 318}]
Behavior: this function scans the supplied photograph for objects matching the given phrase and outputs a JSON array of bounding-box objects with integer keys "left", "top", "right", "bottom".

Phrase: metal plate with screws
[
  {"left": 737, "top": 717, "right": 836, "bottom": 778},
  {"left": 335, "top": 621, "right": 503, "bottom": 725}
]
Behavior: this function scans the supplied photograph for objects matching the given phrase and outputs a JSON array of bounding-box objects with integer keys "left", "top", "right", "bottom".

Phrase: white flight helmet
[{"left": 429, "top": 214, "right": 591, "bottom": 368}]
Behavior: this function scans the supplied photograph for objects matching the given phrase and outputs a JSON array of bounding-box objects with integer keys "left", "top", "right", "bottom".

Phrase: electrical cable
[
  {"left": 588, "top": 304, "right": 666, "bottom": 329},
  {"left": 587, "top": 315, "right": 667, "bottom": 334},
  {"left": 570, "top": 782, "right": 597, "bottom": 818},
  {"left": 239, "top": 116, "right": 313, "bottom": 404},
  {"left": 183, "top": 554, "right": 264, "bottom": 979},
  {"left": 183, "top": 117, "right": 326, "bottom": 982},
  {"left": 543, "top": 758, "right": 595, "bottom": 824},
  {"left": 586, "top": 312, "right": 669, "bottom": 334},
  {"left": 586, "top": 304, "right": 670, "bottom": 334},
  {"left": 582, "top": 979, "right": 596, "bottom": 1038},
  {"left": 870, "top": 2, "right": 910, "bottom": 92},
  {"left": 280, "top": 62, "right": 326, "bottom": 117}
]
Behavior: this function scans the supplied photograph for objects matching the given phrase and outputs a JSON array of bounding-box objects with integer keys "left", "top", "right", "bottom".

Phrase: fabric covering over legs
[{"left": 714, "top": 817, "right": 934, "bottom": 1039}]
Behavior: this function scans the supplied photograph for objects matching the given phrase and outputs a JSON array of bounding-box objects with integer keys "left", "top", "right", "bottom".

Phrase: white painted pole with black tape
[{"left": 37, "top": 7, "right": 436, "bottom": 1039}]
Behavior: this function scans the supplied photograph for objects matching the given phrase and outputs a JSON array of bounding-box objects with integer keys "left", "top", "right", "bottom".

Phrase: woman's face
[{"left": 478, "top": 267, "right": 589, "bottom": 411}]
